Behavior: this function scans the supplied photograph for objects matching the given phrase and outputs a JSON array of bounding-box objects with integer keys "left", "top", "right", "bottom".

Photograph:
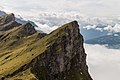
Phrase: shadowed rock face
[
  {"left": 0, "top": 13, "right": 15, "bottom": 24},
  {"left": 30, "top": 21, "right": 92, "bottom": 80},
  {"left": 0, "top": 20, "right": 92, "bottom": 80},
  {"left": 0, "top": 13, "right": 21, "bottom": 31},
  {"left": 18, "top": 22, "right": 37, "bottom": 37}
]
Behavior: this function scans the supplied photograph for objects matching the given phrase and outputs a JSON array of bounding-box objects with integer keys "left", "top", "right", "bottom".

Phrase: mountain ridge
[
  {"left": 85, "top": 32, "right": 120, "bottom": 49},
  {"left": 0, "top": 19, "right": 92, "bottom": 80}
]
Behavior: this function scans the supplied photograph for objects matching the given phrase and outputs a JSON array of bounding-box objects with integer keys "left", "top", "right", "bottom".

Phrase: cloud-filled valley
[{"left": 85, "top": 44, "right": 120, "bottom": 80}]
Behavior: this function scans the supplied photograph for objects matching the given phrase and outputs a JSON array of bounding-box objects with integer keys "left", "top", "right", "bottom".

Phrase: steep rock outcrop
[
  {"left": 0, "top": 13, "right": 21, "bottom": 31},
  {"left": 18, "top": 22, "right": 37, "bottom": 37},
  {"left": 0, "top": 22, "right": 37, "bottom": 51},
  {"left": 0, "top": 13, "right": 15, "bottom": 26},
  {"left": 0, "top": 21, "right": 92, "bottom": 80},
  {"left": 30, "top": 21, "right": 92, "bottom": 80},
  {"left": 0, "top": 21, "right": 21, "bottom": 31},
  {"left": 0, "top": 22, "right": 37, "bottom": 41}
]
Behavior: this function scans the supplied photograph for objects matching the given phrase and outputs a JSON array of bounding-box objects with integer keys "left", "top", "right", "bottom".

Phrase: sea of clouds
[
  {"left": 22, "top": 12, "right": 120, "bottom": 34},
  {"left": 85, "top": 44, "right": 120, "bottom": 80}
]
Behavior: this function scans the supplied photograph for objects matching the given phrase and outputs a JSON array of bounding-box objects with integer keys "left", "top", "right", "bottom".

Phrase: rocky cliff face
[
  {"left": 0, "top": 19, "right": 92, "bottom": 80},
  {"left": 30, "top": 21, "right": 92, "bottom": 80},
  {"left": 0, "top": 13, "right": 21, "bottom": 31}
]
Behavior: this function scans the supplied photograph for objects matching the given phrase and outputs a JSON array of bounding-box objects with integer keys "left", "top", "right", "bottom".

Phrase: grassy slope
[
  {"left": 0, "top": 22, "right": 67, "bottom": 79},
  {"left": 0, "top": 21, "right": 89, "bottom": 80}
]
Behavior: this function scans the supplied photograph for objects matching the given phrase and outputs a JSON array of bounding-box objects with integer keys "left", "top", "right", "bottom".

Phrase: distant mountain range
[
  {"left": 85, "top": 33, "right": 120, "bottom": 49},
  {"left": 80, "top": 27, "right": 109, "bottom": 40},
  {"left": 1, "top": 10, "right": 120, "bottom": 49}
]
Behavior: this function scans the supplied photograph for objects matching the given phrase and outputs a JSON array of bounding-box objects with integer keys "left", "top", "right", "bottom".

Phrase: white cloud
[
  {"left": 114, "top": 34, "right": 119, "bottom": 36},
  {"left": 17, "top": 12, "right": 120, "bottom": 33},
  {"left": 104, "top": 25, "right": 113, "bottom": 31},
  {"left": 85, "top": 44, "right": 120, "bottom": 80},
  {"left": 113, "top": 24, "right": 120, "bottom": 32},
  {"left": 83, "top": 25, "right": 96, "bottom": 30},
  {"left": 96, "top": 28, "right": 103, "bottom": 31},
  {"left": 104, "top": 24, "right": 120, "bottom": 32},
  {"left": 34, "top": 22, "right": 58, "bottom": 34},
  {"left": 1, "top": 0, "right": 120, "bottom": 33},
  {"left": 0, "top": 0, "right": 120, "bottom": 17}
]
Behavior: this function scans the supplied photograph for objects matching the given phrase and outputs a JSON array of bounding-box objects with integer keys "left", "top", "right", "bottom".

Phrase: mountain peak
[
  {"left": 8, "top": 13, "right": 14, "bottom": 17},
  {"left": 0, "top": 13, "right": 21, "bottom": 31},
  {"left": 68, "top": 20, "right": 78, "bottom": 24},
  {"left": 63, "top": 20, "right": 79, "bottom": 28},
  {"left": 49, "top": 21, "right": 80, "bottom": 39},
  {"left": 62, "top": 20, "right": 79, "bottom": 31},
  {"left": 0, "top": 13, "right": 15, "bottom": 24},
  {"left": 22, "top": 22, "right": 36, "bottom": 32},
  {"left": 24, "top": 22, "right": 33, "bottom": 26},
  {"left": 17, "top": 22, "right": 37, "bottom": 37},
  {"left": 0, "top": 21, "right": 92, "bottom": 80},
  {"left": 4, "top": 13, "right": 15, "bottom": 23}
]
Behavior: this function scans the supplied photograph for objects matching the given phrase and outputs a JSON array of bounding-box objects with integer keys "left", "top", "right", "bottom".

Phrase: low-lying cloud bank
[
  {"left": 23, "top": 12, "right": 120, "bottom": 34},
  {"left": 34, "top": 21, "right": 59, "bottom": 34},
  {"left": 84, "top": 44, "right": 120, "bottom": 80},
  {"left": 1, "top": 10, "right": 120, "bottom": 34}
]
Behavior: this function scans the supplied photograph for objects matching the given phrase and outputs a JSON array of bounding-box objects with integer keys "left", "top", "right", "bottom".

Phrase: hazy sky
[{"left": 0, "top": 0, "right": 120, "bottom": 17}]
